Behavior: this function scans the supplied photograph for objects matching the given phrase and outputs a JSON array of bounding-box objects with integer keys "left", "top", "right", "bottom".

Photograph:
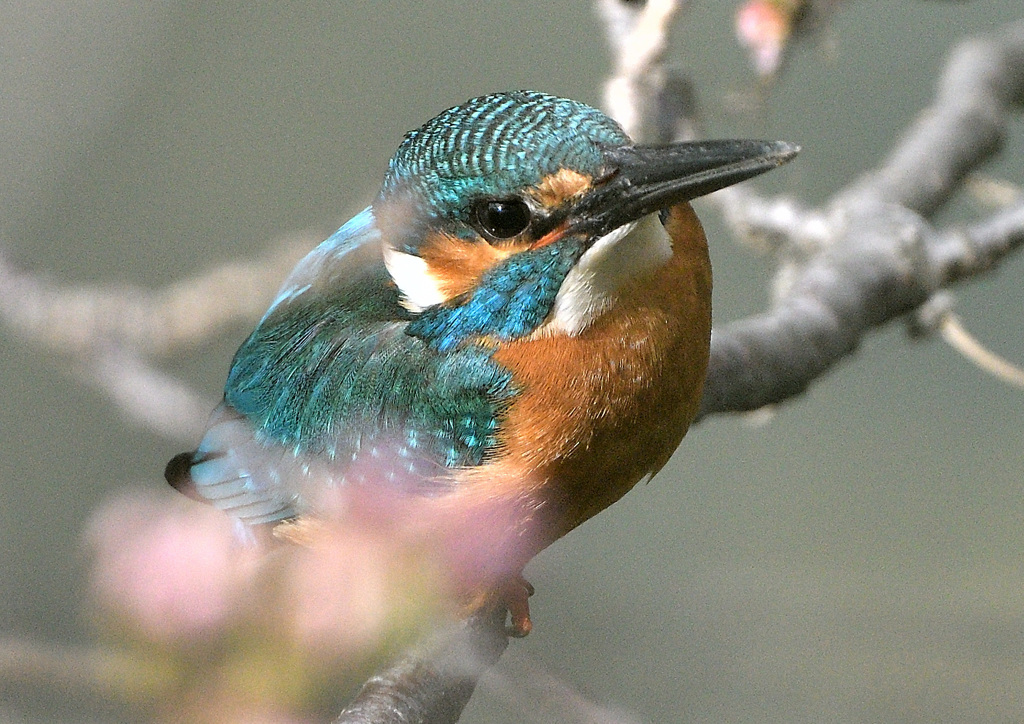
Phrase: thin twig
[
  {"left": 940, "top": 312, "right": 1024, "bottom": 388},
  {"left": 83, "top": 346, "right": 216, "bottom": 442},
  {"left": 599, "top": 0, "right": 698, "bottom": 144},
  {"left": 0, "top": 236, "right": 309, "bottom": 357}
]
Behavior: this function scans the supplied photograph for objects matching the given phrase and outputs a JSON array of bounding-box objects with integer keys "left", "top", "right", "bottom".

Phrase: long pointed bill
[{"left": 571, "top": 139, "right": 799, "bottom": 238}]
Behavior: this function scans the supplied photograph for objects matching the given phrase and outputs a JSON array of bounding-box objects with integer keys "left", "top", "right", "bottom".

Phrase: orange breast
[{"left": 451, "top": 202, "right": 712, "bottom": 557}]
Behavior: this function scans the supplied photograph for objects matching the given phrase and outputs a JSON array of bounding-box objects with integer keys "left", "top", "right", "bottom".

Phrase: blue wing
[{"left": 171, "top": 208, "right": 515, "bottom": 524}]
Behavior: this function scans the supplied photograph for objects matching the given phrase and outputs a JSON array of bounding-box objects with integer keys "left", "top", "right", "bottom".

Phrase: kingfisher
[{"left": 166, "top": 91, "right": 796, "bottom": 635}]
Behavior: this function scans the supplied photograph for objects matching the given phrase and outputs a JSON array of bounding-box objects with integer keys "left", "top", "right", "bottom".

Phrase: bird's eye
[{"left": 473, "top": 197, "right": 532, "bottom": 241}]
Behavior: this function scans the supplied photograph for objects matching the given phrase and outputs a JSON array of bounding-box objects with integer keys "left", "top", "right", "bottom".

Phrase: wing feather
[{"left": 168, "top": 207, "right": 515, "bottom": 525}]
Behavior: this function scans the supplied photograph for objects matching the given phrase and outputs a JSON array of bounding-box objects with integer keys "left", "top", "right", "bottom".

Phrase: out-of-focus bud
[
  {"left": 736, "top": 0, "right": 843, "bottom": 78},
  {"left": 84, "top": 484, "right": 453, "bottom": 720},
  {"left": 736, "top": 0, "right": 791, "bottom": 77},
  {"left": 86, "top": 490, "right": 255, "bottom": 645}
]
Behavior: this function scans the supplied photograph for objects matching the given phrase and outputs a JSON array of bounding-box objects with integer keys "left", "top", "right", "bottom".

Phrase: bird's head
[{"left": 372, "top": 91, "right": 796, "bottom": 350}]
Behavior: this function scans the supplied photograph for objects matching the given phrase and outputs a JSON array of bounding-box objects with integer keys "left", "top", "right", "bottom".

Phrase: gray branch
[
  {"left": 700, "top": 19, "right": 1024, "bottom": 419},
  {"left": 0, "top": 238, "right": 310, "bottom": 441},
  {"left": 334, "top": 608, "right": 509, "bottom": 724}
]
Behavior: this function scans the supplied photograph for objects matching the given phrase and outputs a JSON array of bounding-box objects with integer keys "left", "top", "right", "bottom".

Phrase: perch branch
[{"left": 334, "top": 607, "right": 509, "bottom": 724}]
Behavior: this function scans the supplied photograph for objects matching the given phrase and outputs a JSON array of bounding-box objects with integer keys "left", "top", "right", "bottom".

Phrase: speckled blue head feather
[{"left": 379, "top": 91, "right": 630, "bottom": 218}]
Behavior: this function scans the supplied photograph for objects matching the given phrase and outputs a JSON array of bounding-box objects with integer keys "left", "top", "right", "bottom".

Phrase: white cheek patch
[
  {"left": 540, "top": 213, "right": 673, "bottom": 336},
  {"left": 382, "top": 246, "right": 448, "bottom": 312}
]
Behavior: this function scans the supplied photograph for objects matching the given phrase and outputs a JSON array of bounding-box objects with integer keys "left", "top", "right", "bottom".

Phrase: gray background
[{"left": 1, "top": 2, "right": 1023, "bottom": 722}]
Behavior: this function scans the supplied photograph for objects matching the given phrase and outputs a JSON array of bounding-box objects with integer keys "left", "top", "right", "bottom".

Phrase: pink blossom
[{"left": 87, "top": 490, "right": 257, "bottom": 644}]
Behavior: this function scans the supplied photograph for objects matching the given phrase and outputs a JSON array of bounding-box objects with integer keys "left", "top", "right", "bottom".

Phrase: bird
[{"left": 166, "top": 91, "right": 797, "bottom": 636}]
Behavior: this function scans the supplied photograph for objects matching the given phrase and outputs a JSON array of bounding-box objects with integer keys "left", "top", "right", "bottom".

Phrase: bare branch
[
  {"left": 0, "top": 236, "right": 309, "bottom": 357},
  {"left": 699, "top": 21, "right": 1024, "bottom": 419},
  {"left": 0, "top": 236, "right": 308, "bottom": 442},
  {"left": 837, "top": 20, "right": 1024, "bottom": 215},
  {"left": 334, "top": 607, "right": 509, "bottom": 724},
  {"left": 938, "top": 308, "right": 1024, "bottom": 389},
  {"left": 82, "top": 346, "right": 215, "bottom": 442},
  {"left": 599, "top": 0, "right": 699, "bottom": 143},
  {"left": 931, "top": 201, "right": 1024, "bottom": 285},
  {"left": 701, "top": 200, "right": 935, "bottom": 416},
  {"left": 909, "top": 286, "right": 1024, "bottom": 388}
]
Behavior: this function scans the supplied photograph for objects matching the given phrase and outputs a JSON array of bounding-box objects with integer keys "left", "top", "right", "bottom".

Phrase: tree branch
[
  {"left": 699, "top": 19, "right": 1024, "bottom": 418},
  {"left": 334, "top": 607, "right": 509, "bottom": 724},
  {"left": 837, "top": 20, "right": 1024, "bottom": 216},
  {"left": 0, "top": 239, "right": 308, "bottom": 358},
  {"left": 0, "top": 237, "right": 309, "bottom": 441}
]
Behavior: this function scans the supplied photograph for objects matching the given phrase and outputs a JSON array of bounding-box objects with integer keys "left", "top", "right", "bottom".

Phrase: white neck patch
[
  {"left": 383, "top": 212, "right": 673, "bottom": 331},
  {"left": 538, "top": 213, "right": 673, "bottom": 336},
  {"left": 382, "top": 246, "right": 447, "bottom": 312}
]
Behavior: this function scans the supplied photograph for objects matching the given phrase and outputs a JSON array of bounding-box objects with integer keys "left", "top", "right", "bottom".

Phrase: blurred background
[{"left": 1, "top": 1, "right": 1022, "bottom": 722}]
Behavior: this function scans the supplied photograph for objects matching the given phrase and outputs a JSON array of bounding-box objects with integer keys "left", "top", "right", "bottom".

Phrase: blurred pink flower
[
  {"left": 83, "top": 459, "right": 548, "bottom": 716},
  {"left": 736, "top": 0, "right": 789, "bottom": 77},
  {"left": 286, "top": 522, "right": 419, "bottom": 656},
  {"left": 86, "top": 490, "right": 257, "bottom": 644}
]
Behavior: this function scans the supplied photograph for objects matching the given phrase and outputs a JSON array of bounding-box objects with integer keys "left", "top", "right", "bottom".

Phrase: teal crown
[{"left": 379, "top": 91, "right": 630, "bottom": 218}]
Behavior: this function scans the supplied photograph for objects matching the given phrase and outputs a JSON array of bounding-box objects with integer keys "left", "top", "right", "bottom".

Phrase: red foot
[{"left": 500, "top": 575, "right": 535, "bottom": 637}]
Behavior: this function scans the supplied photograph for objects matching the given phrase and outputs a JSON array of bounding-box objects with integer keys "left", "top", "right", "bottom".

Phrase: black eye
[{"left": 473, "top": 197, "right": 532, "bottom": 241}]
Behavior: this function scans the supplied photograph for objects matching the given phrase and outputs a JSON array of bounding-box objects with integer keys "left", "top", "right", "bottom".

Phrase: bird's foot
[{"left": 500, "top": 575, "right": 535, "bottom": 637}]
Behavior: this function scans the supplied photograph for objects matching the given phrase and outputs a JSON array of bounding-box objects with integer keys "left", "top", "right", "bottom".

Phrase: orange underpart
[{"left": 456, "top": 202, "right": 713, "bottom": 550}]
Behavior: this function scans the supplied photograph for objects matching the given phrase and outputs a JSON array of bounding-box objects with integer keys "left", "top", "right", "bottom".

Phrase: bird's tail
[{"left": 164, "top": 450, "right": 207, "bottom": 501}]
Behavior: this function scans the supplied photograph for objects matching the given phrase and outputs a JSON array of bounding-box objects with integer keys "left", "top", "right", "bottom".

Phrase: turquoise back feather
[{"left": 225, "top": 208, "right": 514, "bottom": 471}]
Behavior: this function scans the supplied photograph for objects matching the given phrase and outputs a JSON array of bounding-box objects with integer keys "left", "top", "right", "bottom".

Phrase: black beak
[{"left": 571, "top": 139, "right": 799, "bottom": 237}]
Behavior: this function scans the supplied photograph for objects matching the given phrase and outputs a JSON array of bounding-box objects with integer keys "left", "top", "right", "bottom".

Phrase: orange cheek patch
[
  {"left": 418, "top": 231, "right": 517, "bottom": 299},
  {"left": 526, "top": 169, "right": 593, "bottom": 250}
]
